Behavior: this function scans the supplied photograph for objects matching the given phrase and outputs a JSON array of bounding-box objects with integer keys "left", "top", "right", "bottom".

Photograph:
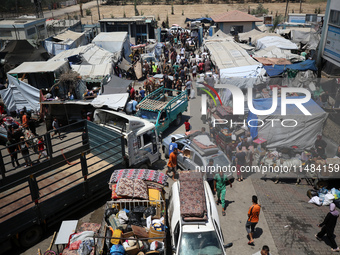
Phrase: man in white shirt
[{"left": 252, "top": 245, "right": 270, "bottom": 255}]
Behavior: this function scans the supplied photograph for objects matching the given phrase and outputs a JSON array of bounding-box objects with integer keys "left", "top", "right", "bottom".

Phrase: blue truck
[{"left": 135, "top": 87, "right": 188, "bottom": 134}]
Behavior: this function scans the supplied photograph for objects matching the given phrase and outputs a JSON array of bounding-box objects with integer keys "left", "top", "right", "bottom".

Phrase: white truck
[{"left": 93, "top": 109, "right": 161, "bottom": 168}]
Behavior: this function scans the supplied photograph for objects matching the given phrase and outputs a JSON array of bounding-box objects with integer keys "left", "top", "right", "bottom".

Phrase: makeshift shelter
[
  {"left": 92, "top": 32, "right": 131, "bottom": 62},
  {"left": 44, "top": 30, "right": 87, "bottom": 56},
  {"left": 71, "top": 64, "right": 113, "bottom": 82},
  {"left": 256, "top": 36, "right": 299, "bottom": 50},
  {"left": 238, "top": 29, "right": 263, "bottom": 42},
  {"left": 253, "top": 57, "right": 291, "bottom": 66},
  {"left": 50, "top": 44, "right": 114, "bottom": 65},
  {"left": 100, "top": 75, "right": 133, "bottom": 95},
  {"left": 7, "top": 60, "right": 70, "bottom": 89},
  {"left": 263, "top": 59, "right": 317, "bottom": 77},
  {"left": 253, "top": 46, "right": 304, "bottom": 62},
  {"left": 205, "top": 30, "right": 233, "bottom": 42},
  {"left": 0, "top": 74, "right": 40, "bottom": 112},
  {"left": 247, "top": 97, "right": 328, "bottom": 150}
]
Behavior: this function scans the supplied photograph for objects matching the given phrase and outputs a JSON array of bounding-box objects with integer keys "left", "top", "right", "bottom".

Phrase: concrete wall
[{"left": 217, "top": 22, "right": 254, "bottom": 34}]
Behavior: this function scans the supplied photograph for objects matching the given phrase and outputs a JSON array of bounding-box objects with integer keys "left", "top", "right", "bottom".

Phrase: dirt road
[{"left": 56, "top": 2, "right": 328, "bottom": 27}]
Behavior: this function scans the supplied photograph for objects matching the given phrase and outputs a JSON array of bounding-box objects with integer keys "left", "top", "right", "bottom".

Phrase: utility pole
[
  {"left": 299, "top": 0, "right": 302, "bottom": 13},
  {"left": 96, "top": 0, "right": 101, "bottom": 21},
  {"left": 284, "top": 0, "right": 289, "bottom": 22}
]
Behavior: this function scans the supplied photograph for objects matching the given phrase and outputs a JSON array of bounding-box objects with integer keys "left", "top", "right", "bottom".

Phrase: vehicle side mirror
[{"left": 224, "top": 243, "right": 233, "bottom": 249}]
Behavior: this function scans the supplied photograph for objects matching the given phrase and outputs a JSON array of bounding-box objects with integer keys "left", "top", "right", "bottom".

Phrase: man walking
[
  {"left": 235, "top": 146, "right": 246, "bottom": 182},
  {"left": 168, "top": 137, "right": 178, "bottom": 157},
  {"left": 214, "top": 171, "right": 232, "bottom": 216},
  {"left": 166, "top": 148, "right": 181, "bottom": 181},
  {"left": 246, "top": 195, "right": 261, "bottom": 246},
  {"left": 252, "top": 245, "right": 270, "bottom": 255},
  {"left": 52, "top": 117, "right": 62, "bottom": 140}
]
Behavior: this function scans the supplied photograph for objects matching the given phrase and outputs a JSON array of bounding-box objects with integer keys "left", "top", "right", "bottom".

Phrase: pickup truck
[
  {"left": 93, "top": 109, "right": 161, "bottom": 168},
  {"left": 135, "top": 87, "right": 188, "bottom": 134}
]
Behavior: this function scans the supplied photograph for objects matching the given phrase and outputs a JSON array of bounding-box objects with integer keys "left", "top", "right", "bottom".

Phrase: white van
[
  {"left": 168, "top": 172, "right": 231, "bottom": 255},
  {"left": 93, "top": 109, "right": 161, "bottom": 168}
]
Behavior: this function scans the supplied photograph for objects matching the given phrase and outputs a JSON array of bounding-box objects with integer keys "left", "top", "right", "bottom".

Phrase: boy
[{"left": 37, "top": 136, "right": 49, "bottom": 161}]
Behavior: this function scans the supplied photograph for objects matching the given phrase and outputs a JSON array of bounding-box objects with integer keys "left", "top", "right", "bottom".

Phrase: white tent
[
  {"left": 253, "top": 46, "right": 304, "bottom": 62},
  {"left": 91, "top": 93, "right": 129, "bottom": 111},
  {"left": 71, "top": 64, "right": 113, "bottom": 80},
  {"left": 0, "top": 74, "right": 40, "bottom": 112},
  {"left": 92, "top": 32, "right": 131, "bottom": 62},
  {"left": 256, "top": 36, "right": 299, "bottom": 50}
]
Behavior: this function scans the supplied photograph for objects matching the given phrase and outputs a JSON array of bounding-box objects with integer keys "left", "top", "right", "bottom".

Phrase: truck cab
[
  {"left": 93, "top": 109, "right": 161, "bottom": 168},
  {"left": 135, "top": 87, "right": 188, "bottom": 134},
  {"left": 168, "top": 172, "right": 227, "bottom": 255}
]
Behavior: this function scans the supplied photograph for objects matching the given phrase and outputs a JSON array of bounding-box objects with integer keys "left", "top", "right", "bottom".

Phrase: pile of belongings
[
  {"left": 308, "top": 187, "right": 340, "bottom": 208},
  {"left": 105, "top": 205, "right": 166, "bottom": 255}
]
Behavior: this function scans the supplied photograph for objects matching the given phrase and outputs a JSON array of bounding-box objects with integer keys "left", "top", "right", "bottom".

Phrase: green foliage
[
  {"left": 73, "top": 14, "right": 78, "bottom": 20},
  {"left": 111, "top": 14, "right": 114, "bottom": 18},
  {"left": 165, "top": 13, "right": 169, "bottom": 28},
  {"left": 124, "top": 11, "right": 126, "bottom": 18},
  {"left": 141, "top": 10, "right": 144, "bottom": 16},
  {"left": 205, "top": 14, "right": 209, "bottom": 18},
  {"left": 251, "top": 3, "right": 269, "bottom": 16},
  {"left": 157, "top": 14, "right": 160, "bottom": 21},
  {"left": 171, "top": 4, "right": 174, "bottom": 15},
  {"left": 182, "top": 10, "right": 184, "bottom": 16},
  {"left": 134, "top": 0, "right": 139, "bottom": 16},
  {"left": 272, "top": 14, "right": 283, "bottom": 32},
  {"left": 86, "top": 9, "right": 91, "bottom": 16}
]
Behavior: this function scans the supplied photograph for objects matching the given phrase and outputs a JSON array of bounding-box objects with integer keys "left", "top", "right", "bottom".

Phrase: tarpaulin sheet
[
  {"left": 100, "top": 75, "right": 132, "bottom": 95},
  {"left": 256, "top": 36, "right": 299, "bottom": 50},
  {"left": 248, "top": 97, "right": 328, "bottom": 149},
  {"left": 184, "top": 17, "right": 213, "bottom": 23},
  {"left": 91, "top": 93, "right": 129, "bottom": 110},
  {"left": 253, "top": 46, "right": 304, "bottom": 62},
  {"left": 0, "top": 74, "right": 40, "bottom": 112},
  {"left": 263, "top": 59, "right": 317, "bottom": 77},
  {"left": 253, "top": 57, "right": 291, "bottom": 66}
]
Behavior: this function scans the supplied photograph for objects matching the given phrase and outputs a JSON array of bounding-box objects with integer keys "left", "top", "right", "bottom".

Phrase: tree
[{"left": 134, "top": 0, "right": 139, "bottom": 16}]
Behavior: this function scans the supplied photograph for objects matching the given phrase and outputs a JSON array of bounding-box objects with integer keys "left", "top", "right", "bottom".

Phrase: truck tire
[
  {"left": 19, "top": 225, "right": 43, "bottom": 248},
  {"left": 174, "top": 113, "right": 182, "bottom": 126}
]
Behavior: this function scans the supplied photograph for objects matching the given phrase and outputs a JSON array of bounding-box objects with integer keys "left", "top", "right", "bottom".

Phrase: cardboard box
[{"left": 148, "top": 228, "right": 165, "bottom": 243}]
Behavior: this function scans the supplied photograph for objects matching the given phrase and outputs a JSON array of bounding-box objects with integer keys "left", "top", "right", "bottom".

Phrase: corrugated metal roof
[
  {"left": 8, "top": 60, "right": 69, "bottom": 74},
  {"left": 205, "top": 40, "right": 258, "bottom": 69}
]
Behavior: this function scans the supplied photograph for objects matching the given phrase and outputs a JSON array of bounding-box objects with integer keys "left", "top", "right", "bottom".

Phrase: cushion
[
  {"left": 116, "top": 178, "right": 134, "bottom": 197},
  {"left": 112, "top": 184, "right": 124, "bottom": 199},
  {"left": 133, "top": 179, "right": 149, "bottom": 200}
]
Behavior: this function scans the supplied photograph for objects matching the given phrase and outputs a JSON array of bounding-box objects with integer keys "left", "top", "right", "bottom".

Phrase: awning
[
  {"left": 71, "top": 64, "right": 113, "bottom": 79},
  {"left": 8, "top": 60, "right": 70, "bottom": 74}
]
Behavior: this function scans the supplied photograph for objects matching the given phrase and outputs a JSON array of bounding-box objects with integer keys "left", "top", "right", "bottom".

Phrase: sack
[
  {"left": 308, "top": 196, "right": 322, "bottom": 206},
  {"left": 190, "top": 89, "right": 195, "bottom": 99},
  {"left": 323, "top": 193, "right": 335, "bottom": 206},
  {"left": 307, "top": 189, "right": 318, "bottom": 199},
  {"left": 110, "top": 244, "right": 125, "bottom": 255},
  {"left": 331, "top": 188, "right": 340, "bottom": 200}
]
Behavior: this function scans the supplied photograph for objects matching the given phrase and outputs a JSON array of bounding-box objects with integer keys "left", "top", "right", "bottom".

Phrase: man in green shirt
[
  {"left": 173, "top": 63, "right": 179, "bottom": 73},
  {"left": 214, "top": 171, "right": 232, "bottom": 216}
]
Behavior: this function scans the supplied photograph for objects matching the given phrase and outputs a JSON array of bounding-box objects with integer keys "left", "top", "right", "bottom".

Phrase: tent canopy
[
  {"left": 263, "top": 59, "right": 317, "bottom": 77},
  {"left": 256, "top": 36, "right": 299, "bottom": 50},
  {"left": 253, "top": 45, "right": 304, "bottom": 62},
  {"left": 238, "top": 29, "right": 263, "bottom": 42},
  {"left": 248, "top": 97, "right": 328, "bottom": 149},
  {"left": 71, "top": 64, "right": 113, "bottom": 80}
]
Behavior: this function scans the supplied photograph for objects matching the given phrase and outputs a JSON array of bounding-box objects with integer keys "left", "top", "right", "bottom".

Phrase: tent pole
[{"left": 64, "top": 103, "right": 70, "bottom": 125}]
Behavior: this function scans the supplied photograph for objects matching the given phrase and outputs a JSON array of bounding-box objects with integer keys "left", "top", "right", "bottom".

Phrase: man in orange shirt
[
  {"left": 21, "top": 111, "right": 28, "bottom": 129},
  {"left": 246, "top": 195, "right": 261, "bottom": 246},
  {"left": 166, "top": 148, "right": 181, "bottom": 181}
]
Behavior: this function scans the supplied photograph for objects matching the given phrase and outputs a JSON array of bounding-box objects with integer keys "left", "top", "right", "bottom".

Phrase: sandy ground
[{"left": 70, "top": 2, "right": 328, "bottom": 27}]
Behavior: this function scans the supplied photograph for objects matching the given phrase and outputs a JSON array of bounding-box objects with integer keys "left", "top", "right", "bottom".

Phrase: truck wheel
[
  {"left": 175, "top": 113, "right": 182, "bottom": 126},
  {"left": 140, "top": 164, "right": 149, "bottom": 169},
  {"left": 19, "top": 225, "right": 43, "bottom": 248}
]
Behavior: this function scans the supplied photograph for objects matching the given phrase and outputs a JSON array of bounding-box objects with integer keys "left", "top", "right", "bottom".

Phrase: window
[
  {"left": 231, "top": 25, "right": 243, "bottom": 34},
  {"left": 137, "top": 136, "right": 142, "bottom": 148},
  {"left": 174, "top": 222, "right": 180, "bottom": 247},
  {"left": 330, "top": 10, "right": 340, "bottom": 27},
  {"left": 177, "top": 143, "right": 185, "bottom": 150},
  {"left": 0, "top": 30, "right": 12, "bottom": 38},
  {"left": 27, "top": 27, "right": 36, "bottom": 36},
  {"left": 143, "top": 133, "right": 152, "bottom": 146},
  {"left": 194, "top": 154, "right": 203, "bottom": 166}
]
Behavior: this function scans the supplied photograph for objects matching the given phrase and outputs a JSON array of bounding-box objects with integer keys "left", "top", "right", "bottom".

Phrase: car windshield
[
  {"left": 135, "top": 110, "right": 158, "bottom": 123},
  {"left": 178, "top": 231, "right": 224, "bottom": 255},
  {"left": 205, "top": 153, "right": 230, "bottom": 168}
]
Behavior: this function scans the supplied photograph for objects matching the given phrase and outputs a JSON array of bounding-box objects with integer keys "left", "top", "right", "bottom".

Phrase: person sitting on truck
[
  {"left": 129, "top": 85, "right": 135, "bottom": 100},
  {"left": 139, "top": 87, "right": 145, "bottom": 100},
  {"left": 132, "top": 99, "right": 138, "bottom": 114}
]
